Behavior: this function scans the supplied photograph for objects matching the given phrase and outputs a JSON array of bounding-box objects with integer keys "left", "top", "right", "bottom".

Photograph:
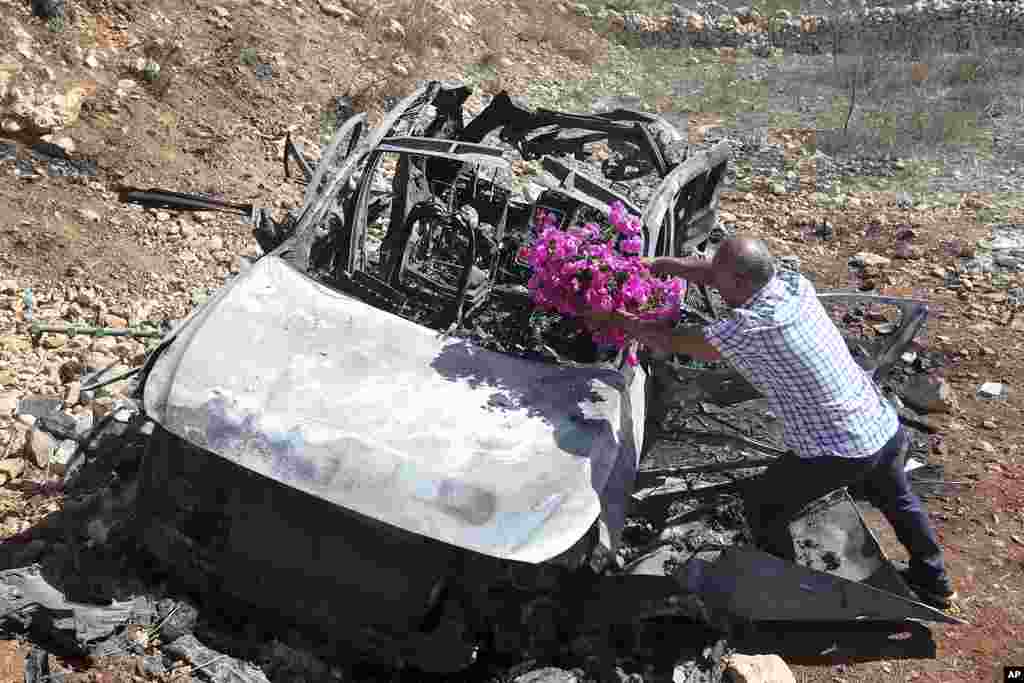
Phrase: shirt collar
[{"left": 731, "top": 270, "right": 778, "bottom": 312}]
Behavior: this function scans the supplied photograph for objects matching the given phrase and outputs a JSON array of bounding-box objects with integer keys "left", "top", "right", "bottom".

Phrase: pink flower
[
  {"left": 621, "top": 237, "right": 643, "bottom": 255},
  {"left": 521, "top": 201, "right": 686, "bottom": 362}
]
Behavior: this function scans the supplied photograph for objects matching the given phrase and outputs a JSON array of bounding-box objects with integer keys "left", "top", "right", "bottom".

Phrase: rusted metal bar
[{"left": 283, "top": 130, "right": 315, "bottom": 183}]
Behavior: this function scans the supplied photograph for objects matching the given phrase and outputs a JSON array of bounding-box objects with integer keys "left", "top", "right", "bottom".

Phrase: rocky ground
[{"left": 2, "top": 0, "right": 1024, "bottom": 681}]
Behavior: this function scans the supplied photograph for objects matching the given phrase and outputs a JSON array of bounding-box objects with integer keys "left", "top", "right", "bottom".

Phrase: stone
[
  {"left": 318, "top": 0, "right": 356, "bottom": 20},
  {"left": 978, "top": 382, "right": 1005, "bottom": 399},
  {"left": 384, "top": 18, "right": 406, "bottom": 40},
  {"left": 77, "top": 208, "right": 100, "bottom": 223},
  {"left": 92, "top": 337, "right": 119, "bottom": 353},
  {"left": 893, "top": 242, "right": 921, "bottom": 260},
  {"left": 59, "top": 359, "right": 84, "bottom": 384},
  {"left": 0, "top": 393, "right": 18, "bottom": 417},
  {"left": 102, "top": 313, "right": 129, "bottom": 328},
  {"left": 686, "top": 12, "right": 705, "bottom": 31},
  {"left": 92, "top": 396, "right": 115, "bottom": 419},
  {"left": 849, "top": 251, "right": 891, "bottom": 268},
  {"left": 982, "top": 419, "right": 998, "bottom": 430},
  {"left": 901, "top": 374, "right": 958, "bottom": 414},
  {"left": 85, "top": 352, "right": 118, "bottom": 370},
  {"left": 51, "top": 439, "right": 77, "bottom": 475},
  {"left": 723, "top": 654, "right": 796, "bottom": 683},
  {"left": 41, "top": 334, "right": 68, "bottom": 350},
  {"left": 0, "top": 335, "right": 31, "bottom": 353},
  {"left": 155, "top": 211, "right": 171, "bottom": 222},
  {"left": 0, "top": 458, "right": 26, "bottom": 485},
  {"left": 979, "top": 440, "right": 996, "bottom": 453},
  {"left": 206, "top": 236, "right": 224, "bottom": 252},
  {"left": 26, "top": 427, "right": 55, "bottom": 467},
  {"left": 0, "top": 370, "right": 16, "bottom": 386},
  {"left": 65, "top": 381, "right": 81, "bottom": 406}
]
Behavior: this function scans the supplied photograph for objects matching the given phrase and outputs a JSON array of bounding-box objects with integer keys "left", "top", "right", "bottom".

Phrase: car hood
[{"left": 143, "top": 256, "right": 645, "bottom": 563}]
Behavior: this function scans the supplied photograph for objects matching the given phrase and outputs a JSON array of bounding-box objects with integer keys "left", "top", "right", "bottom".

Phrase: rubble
[
  {"left": 0, "top": 458, "right": 25, "bottom": 485},
  {"left": 25, "top": 427, "right": 55, "bottom": 468},
  {"left": 722, "top": 654, "right": 795, "bottom": 683},
  {"left": 849, "top": 251, "right": 891, "bottom": 268},
  {"left": 977, "top": 381, "right": 1006, "bottom": 399},
  {"left": 900, "top": 374, "right": 959, "bottom": 414}
]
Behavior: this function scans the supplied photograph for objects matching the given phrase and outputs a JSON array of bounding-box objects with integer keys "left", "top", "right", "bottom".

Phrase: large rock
[
  {"left": 26, "top": 427, "right": 55, "bottom": 467},
  {"left": 849, "top": 251, "right": 891, "bottom": 268},
  {"left": 723, "top": 654, "right": 796, "bottom": 683},
  {"left": 901, "top": 374, "right": 958, "bottom": 414}
]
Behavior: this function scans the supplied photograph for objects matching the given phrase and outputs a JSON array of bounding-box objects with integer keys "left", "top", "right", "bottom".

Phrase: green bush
[{"left": 240, "top": 47, "right": 259, "bottom": 66}]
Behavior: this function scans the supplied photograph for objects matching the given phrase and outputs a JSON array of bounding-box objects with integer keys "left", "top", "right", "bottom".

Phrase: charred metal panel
[
  {"left": 141, "top": 255, "right": 646, "bottom": 564},
  {"left": 136, "top": 424, "right": 459, "bottom": 640}
]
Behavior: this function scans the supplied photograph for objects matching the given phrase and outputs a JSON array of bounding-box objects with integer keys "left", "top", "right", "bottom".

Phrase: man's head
[{"left": 710, "top": 237, "right": 776, "bottom": 307}]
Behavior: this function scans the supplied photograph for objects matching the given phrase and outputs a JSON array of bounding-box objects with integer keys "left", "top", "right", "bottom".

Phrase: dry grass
[
  {"left": 517, "top": 0, "right": 603, "bottom": 66},
  {"left": 477, "top": 4, "right": 508, "bottom": 66},
  {"left": 802, "top": 26, "right": 1024, "bottom": 159},
  {"left": 364, "top": 0, "right": 450, "bottom": 59}
]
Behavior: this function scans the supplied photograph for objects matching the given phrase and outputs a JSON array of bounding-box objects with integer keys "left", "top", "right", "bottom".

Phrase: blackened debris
[
  {"left": 254, "top": 64, "right": 274, "bottom": 82},
  {"left": 46, "top": 157, "right": 99, "bottom": 178},
  {"left": 332, "top": 95, "right": 355, "bottom": 124},
  {"left": 30, "top": 143, "right": 99, "bottom": 178},
  {"left": 31, "top": 0, "right": 65, "bottom": 19}
]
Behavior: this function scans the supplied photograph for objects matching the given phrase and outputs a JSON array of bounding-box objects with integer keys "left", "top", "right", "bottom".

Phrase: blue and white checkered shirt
[{"left": 704, "top": 268, "right": 899, "bottom": 460}]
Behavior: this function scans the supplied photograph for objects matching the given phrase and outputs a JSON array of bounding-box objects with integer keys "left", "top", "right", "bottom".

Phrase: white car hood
[{"left": 143, "top": 256, "right": 645, "bottom": 563}]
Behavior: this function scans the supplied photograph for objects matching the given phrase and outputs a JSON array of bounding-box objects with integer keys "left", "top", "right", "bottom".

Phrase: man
[{"left": 585, "top": 237, "right": 956, "bottom": 609}]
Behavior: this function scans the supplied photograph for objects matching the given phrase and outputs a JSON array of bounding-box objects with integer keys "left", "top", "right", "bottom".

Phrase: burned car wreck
[{"left": 109, "top": 81, "right": 963, "bottom": 679}]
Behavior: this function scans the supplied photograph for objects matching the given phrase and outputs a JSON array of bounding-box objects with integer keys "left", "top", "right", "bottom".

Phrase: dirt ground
[{"left": 2, "top": 0, "right": 1024, "bottom": 681}]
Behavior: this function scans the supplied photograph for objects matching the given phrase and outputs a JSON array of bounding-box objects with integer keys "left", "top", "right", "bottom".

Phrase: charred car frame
[{"left": 122, "top": 81, "right": 961, "bottom": 679}]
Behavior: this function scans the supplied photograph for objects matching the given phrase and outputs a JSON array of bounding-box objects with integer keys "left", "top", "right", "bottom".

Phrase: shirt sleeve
[{"left": 703, "top": 315, "right": 742, "bottom": 353}]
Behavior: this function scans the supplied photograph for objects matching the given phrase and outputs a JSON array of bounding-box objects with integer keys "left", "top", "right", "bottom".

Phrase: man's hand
[{"left": 582, "top": 310, "right": 721, "bottom": 361}]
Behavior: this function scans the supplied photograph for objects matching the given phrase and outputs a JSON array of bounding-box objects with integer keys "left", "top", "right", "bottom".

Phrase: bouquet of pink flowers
[{"left": 522, "top": 201, "right": 686, "bottom": 366}]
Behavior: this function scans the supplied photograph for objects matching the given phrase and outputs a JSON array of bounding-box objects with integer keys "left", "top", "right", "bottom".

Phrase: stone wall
[{"left": 605, "top": 0, "right": 1024, "bottom": 56}]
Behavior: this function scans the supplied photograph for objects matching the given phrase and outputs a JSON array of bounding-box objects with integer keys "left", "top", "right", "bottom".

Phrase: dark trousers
[{"left": 742, "top": 426, "right": 947, "bottom": 581}]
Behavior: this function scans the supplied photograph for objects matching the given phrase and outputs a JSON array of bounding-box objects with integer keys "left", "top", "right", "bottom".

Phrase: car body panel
[{"left": 143, "top": 254, "right": 646, "bottom": 563}]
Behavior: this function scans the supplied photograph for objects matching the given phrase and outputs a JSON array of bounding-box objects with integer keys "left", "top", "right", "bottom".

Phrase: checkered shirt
[{"left": 703, "top": 268, "right": 899, "bottom": 460}]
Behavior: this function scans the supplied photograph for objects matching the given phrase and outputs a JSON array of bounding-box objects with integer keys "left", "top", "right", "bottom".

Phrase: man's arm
[
  {"left": 645, "top": 256, "right": 716, "bottom": 286},
  {"left": 585, "top": 312, "right": 721, "bottom": 362}
]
